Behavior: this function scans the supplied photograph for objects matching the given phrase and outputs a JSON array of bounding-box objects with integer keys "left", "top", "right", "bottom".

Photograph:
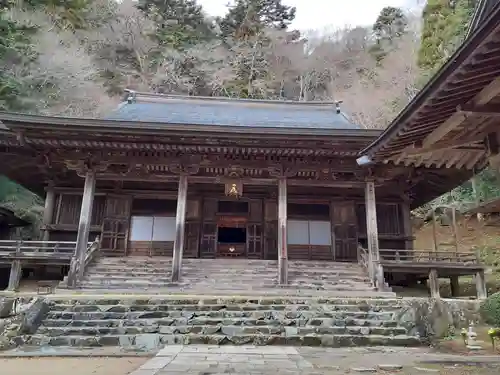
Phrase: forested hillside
[{"left": 0, "top": 0, "right": 498, "bottom": 226}]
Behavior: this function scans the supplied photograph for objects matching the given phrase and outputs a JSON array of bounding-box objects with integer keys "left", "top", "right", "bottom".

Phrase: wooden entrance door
[
  {"left": 200, "top": 222, "right": 217, "bottom": 258},
  {"left": 331, "top": 201, "right": 358, "bottom": 261},
  {"left": 100, "top": 195, "right": 132, "bottom": 256},
  {"left": 247, "top": 223, "right": 263, "bottom": 259}
]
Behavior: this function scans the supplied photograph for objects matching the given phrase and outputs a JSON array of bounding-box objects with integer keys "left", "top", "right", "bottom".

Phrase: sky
[{"left": 199, "top": 0, "right": 423, "bottom": 31}]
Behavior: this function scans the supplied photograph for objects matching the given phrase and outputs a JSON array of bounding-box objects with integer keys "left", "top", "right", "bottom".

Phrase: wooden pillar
[
  {"left": 171, "top": 175, "right": 188, "bottom": 282},
  {"left": 278, "top": 178, "right": 288, "bottom": 285},
  {"left": 476, "top": 270, "right": 487, "bottom": 299},
  {"left": 41, "top": 185, "right": 56, "bottom": 241},
  {"left": 450, "top": 276, "right": 459, "bottom": 297},
  {"left": 429, "top": 268, "right": 440, "bottom": 298},
  {"left": 365, "top": 180, "right": 385, "bottom": 290},
  {"left": 68, "top": 171, "right": 96, "bottom": 287},
  {"left": 401, "top": 201, "right": 413, "bottom": 250},
  {"left": 7, "top": 260, "right": 22, "bottom": 291}
]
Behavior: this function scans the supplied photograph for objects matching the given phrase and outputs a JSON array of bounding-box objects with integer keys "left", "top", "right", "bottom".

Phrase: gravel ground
[{"left": 0, "top": 357, "right": 148, "bottom": 375}]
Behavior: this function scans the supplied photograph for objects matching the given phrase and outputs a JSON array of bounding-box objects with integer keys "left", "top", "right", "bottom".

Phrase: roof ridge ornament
[
  {"left": 124, "top": 89, "right": 137, "bottom": 104},
  {"left": 335, "top": 100, "right": 343, "bottom": 114}
]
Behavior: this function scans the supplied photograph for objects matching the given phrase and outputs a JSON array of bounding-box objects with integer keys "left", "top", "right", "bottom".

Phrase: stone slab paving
[{"left": 127, "top": 345, "right": 459, "bottom": 375}]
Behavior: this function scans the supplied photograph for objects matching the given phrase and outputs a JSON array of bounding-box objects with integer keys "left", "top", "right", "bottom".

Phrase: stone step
[
  {"left": 92, "top": 261, "right": 365, "bottom": 271},
  {"left": 28, "top": 333, "right": 421, "bottom": 348},
  {"left": 87, "top": 268, "right": 368, "bottom": 278},
  {"left": 57, "top": 287, "right": 395, "bottom": 297},
  {"left": 79, "top": 278, "right": 374, "bottom": 288},
  {"left": 47, "top": 297, "right": 402, "bottom": 306},
  {"left": 36, "top": 324, "right": 408, "bottom": 336},
  {"left": 41, "top": 317, "right": 401, "bottom": 328},
  {"left": 46, "top": 310, "right": 396, "bottom": 321},
  {"left": 85, "top": 269, "right": 369, "bottom": 279},
  {"left": 48, "top": 303, "right": 401, "bottom": 312},
  {"left": 76, "top": 282, "right": 377, "bottom": 292}
]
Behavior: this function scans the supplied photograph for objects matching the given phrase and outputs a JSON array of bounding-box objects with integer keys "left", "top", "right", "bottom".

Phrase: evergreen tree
[
  {"left": 370, "top": 6, "right": 407, "bottom": 62},
  {"left": 373, "top": 6, "right": 407, "bottom": 41},
  {"left": 136, "top": 0, "right": 215, "bottom": 49},
  {"left": 418, "top": 0, "right": 477, "bottom": 72},
  {"left": 219, "top": 0, "right": 296, "bottom": 39},
  {"left": 0, "top": 6, "right": 38, "bottom": 111}
]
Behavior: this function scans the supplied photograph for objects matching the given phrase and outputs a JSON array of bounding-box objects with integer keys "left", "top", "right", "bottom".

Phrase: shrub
[{"left": 481, "top": 292, "right": 500, "bottom": 326}]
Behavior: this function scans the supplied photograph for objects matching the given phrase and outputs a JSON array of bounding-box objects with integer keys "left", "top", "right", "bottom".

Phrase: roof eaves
[
  {"left": 358, "top": 2, "right": 500, "bottom": 158},
  {"left": 0, "top": 111, "right": 382, "bottom": 138}
]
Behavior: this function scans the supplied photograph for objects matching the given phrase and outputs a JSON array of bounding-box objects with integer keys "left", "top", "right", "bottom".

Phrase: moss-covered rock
[{"left": 480, "top": 292, "right": 500, "bottom": 326}]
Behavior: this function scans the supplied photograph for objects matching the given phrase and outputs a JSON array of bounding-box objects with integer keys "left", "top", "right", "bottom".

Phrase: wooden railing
[
  {"left": 357, "top": 244, "right": 374, "bottom": 285},
  {"left": 0, "top": 240, "right": 78, "bottom": 256},
  {"left": 379, "top": 248, "right": 480, "bottom": 265},
  {"left": 67, "top": 236, "right": 100, "bottom": 288}
]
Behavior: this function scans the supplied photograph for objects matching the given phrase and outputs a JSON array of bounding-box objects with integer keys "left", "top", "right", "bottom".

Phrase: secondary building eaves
[{"left": 358, "top": 2, "right": 500, "bottom": 162}]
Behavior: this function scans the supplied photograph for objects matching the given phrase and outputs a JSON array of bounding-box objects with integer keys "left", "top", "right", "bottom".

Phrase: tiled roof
[{"left": 105, "top": 92, "right": 361, "bottom": 130}]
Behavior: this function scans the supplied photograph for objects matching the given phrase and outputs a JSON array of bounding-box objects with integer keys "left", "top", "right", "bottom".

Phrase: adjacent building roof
[
  {"left": 106, "top": 91, "right": 361, "bottom": 130},
  {"left": 0, "top": 207, "right": 29, "bottom": 228},
  {"left": 359, "top": 2, "right": 500, "bottom": 170}
]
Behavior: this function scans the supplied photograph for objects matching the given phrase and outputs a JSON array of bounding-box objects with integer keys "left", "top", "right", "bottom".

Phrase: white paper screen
[
  {"left": 130, "top": 216, "right": 154, "bottom": 241},
  {"left": 308, "top": 221, "right": 332, "bottom": 245},
  {"left": 152, "top": 216, "right": 176, "bottom": 241},
  {"left": 287, "top": 220, "right": 309, "bottom": 245}
]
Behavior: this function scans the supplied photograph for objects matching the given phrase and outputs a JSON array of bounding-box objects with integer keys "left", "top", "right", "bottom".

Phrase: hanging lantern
[{"left": 225, "top": 180, "right": 243, "bottom": 198}]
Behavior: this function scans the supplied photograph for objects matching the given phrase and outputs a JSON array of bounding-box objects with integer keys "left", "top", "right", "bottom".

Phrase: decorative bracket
[{"left": 268, "top": 165, "right": 297, "bottom": 178}]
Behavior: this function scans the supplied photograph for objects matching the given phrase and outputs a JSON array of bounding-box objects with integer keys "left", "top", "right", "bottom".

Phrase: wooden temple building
[
  {"left": 2, "top": 2, "right": 500, "bottom": 297},
  {"left": 0, "top": 91, "right": 484, "bottom": 297}
]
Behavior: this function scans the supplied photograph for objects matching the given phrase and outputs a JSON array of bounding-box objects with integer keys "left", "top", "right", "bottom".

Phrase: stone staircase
[
  {"left": 59, "top": 257, "right": 394, "bottom": 297},
  {"left": 28, "top": 296, "right": 420, "bottom": 349}
]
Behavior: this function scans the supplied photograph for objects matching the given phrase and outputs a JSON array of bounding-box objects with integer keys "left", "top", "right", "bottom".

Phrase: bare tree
[
  {"left": 88, "top": 0, "right": 158, "bottom": 92},
  {"left": 5, "top": 8, "right": 118, "bottom": 117}
]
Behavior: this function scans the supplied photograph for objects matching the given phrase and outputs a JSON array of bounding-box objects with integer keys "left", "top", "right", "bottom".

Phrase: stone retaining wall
[
  {"left": 395, "top": 298, "right": 482, "bottom": 343},
  {"left": 0, "top": 296, "right": 50, "bottom": 350}
]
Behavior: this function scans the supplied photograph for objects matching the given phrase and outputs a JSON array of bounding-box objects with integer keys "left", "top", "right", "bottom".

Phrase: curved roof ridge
[{"left": 123, "top": 89, "right": 340, "bottom": 107}]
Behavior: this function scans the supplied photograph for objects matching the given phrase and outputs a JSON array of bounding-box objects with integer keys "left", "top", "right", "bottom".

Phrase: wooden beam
[
  {"left": 460, "top": 103, "right": 500, "bottom": 116},
  {"left": 401, "top": 142, "right": 484, "bottom": 158},
  {"left": 171, "top": 175, "right": 188, "bottom": 283},
  {"left": 277, "top": 178, "right": 288, "bottom": 285},
  {"left": 94, "top": 174, "right": 368, "bottom": 188},
  {"left": 421, "top": 111, "right": 468, "bottom": 148},
  {"left": 474, "top": 76, "right": 500, "bottom": 105},
  {"left": 421, "top": 78, "right": 500, "bottom": 149},
  {"left": 68, "top": 171, "right": 96, "bottom": 288}
]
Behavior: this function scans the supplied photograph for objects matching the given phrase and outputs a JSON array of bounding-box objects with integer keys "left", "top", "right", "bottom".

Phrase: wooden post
[
  {"left": 8, "top": 260, "right": 22, "bottom": 291},
  {"left": 278, "top": 178, "right": 288, "bottom": 285},
  {"left": 365, "top": 180, "right": 385, "bottom": 290},
  {"left": 69, "top": 171, "right": 96, "bottom": 287},
  {"left": 429, "top": 268, "right": 440, "bottom": 298},
  {"left": 401, "top": 201, "right": 413, "bottom": 250},
  {"left": 42, "top": 186, "right": 55, "bottom": 241},
  {"left": 171, "top": 174, "right": 188, "bottom": 282},
  {"left": 476, "top": 270, "right": 487, "bottom": 299},
  {"left": 450, "top": 276, "right": 459, "bottom": 297},
  {"left": 8, "top": 241, "right": 22, "bottom": 291}
]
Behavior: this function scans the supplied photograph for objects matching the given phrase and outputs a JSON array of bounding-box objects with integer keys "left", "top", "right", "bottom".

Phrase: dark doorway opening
[{"left": 218, "top": 227, "right": 246, "bottom": 243}]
